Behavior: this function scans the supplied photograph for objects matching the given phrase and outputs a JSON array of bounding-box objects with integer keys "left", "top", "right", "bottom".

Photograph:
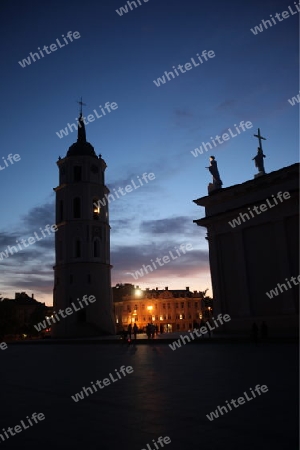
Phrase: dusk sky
[{"left": 0, "top": 0, "right": 298, "bottom": 305}]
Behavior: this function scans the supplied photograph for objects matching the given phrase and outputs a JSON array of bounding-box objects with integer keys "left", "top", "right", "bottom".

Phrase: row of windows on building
[
  {"left": 57, "top": 238, "right": 104, "bottom": 260},
  {"left": 60, "top": 165, "right": 104, "bottom": 183},
  {"left": 125, "top": 314, "right": 201, "bottom": 322},
  {"left": 124, "top": 302, "right": 199, "bottom": 311},
  {"left": 55, "top": 274, "right": 93, "bottom": 286},
  {"left": 58, "top": 198, "right": 105, "bottom": 222}
]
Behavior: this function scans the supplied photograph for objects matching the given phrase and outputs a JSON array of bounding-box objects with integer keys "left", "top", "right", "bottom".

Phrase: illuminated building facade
[{"left": 113, "top": 284, "right": 207, "bottom": 332}]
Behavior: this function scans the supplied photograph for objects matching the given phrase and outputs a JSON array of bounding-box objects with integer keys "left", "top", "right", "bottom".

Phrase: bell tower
[{"left": 52, "top": 107, "right": 115, "bottom": 337}]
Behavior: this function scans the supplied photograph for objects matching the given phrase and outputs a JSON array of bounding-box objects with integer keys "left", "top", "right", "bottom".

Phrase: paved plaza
[{"left": 0, "top": 341, "right": 298, "bottom": 449}]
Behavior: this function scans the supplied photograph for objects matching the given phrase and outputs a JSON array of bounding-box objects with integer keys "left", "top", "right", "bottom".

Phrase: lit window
[
  {"left": 93, "top": 198, "right": 100, "bottom": 220},
  {"left": 180, "top": 314, "right": 183, "bottom": 320}
]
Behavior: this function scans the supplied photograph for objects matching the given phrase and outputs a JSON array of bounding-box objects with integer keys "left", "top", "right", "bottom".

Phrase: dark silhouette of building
[{"left": 194, "top": 163, "right": 299, "bottom": 336}]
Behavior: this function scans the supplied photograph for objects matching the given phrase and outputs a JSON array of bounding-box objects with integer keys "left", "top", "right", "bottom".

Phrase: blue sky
[{"left": 0, "top": 0, "right": 298, "bottom": 305}]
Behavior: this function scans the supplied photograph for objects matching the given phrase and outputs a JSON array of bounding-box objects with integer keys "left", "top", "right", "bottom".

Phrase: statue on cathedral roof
[
  {"left": 253, "top": 128, "right": 267, "bottom": 177},
  {"left": 252, "top": 147, "right": 266, "bottom": 174},
  {"left": 206, "top": 156, "right": 222, "bottom": 193}
]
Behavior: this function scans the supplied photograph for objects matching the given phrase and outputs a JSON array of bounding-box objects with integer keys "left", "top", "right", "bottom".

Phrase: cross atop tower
[
  {"left": 77, "top": 97, "right": 86, "bottom": 116},
  {"left": 254, "top": 128, "right": 266, "bottom": 151}
]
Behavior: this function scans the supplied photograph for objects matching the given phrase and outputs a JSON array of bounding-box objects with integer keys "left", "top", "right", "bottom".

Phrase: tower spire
[
  {"left": 76, "top": 97, "right": 87, "bottom": 143},
  {"left": 77, "top": 97, "right": 86, "bottom": 116}
]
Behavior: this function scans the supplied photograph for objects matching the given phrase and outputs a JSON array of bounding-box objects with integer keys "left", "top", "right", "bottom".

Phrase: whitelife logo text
[
  {"left": 0, "top": 153, "right": 21, "bottom": 172},
  {"left": 206, "top": 385, "right": 269, "bottom": 421},
  {"left": 127, "top": 243, "right": 193, "bottom": 280},
  {"left": 228, "top": 191, "right": 290, "bottom": 228},
  {"left": 93, "top": 172, "right": 155, "bottom": 209},
  {"left": 56, "top": 102, "right": 118, "bottom": 139},
  {"left": 169, "top": 314, "right": 231, "bottom": 351},
  {"left": 34, "top": 295, "right": 96, "bottom": 332},
  {"left": 153, "top": 50, "right": 215, "bottom": 87},
  {"left": 116, "top": 0, "right": 150, "bottom": 16},
  {"left": 0, "top": 224, "right": 58, "bottom": 261},
  {"left": 18, "top": 31, "right": 81, "bottom": 68},
  {"left": 250, "top": 3, "right": 300, "bottom": 35},
  {"left": 0, "top": 412, "right": 45, "bottom": 444},
  {"left": 191, "top": 121, "right": 253, "bottom": 157},
  {"left": 71, "top": 365, "right": 134, "bottom": 402}
]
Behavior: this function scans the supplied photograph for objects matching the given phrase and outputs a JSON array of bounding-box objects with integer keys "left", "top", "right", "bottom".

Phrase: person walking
[
  {"left": 146, "top": 323, "right": 151, "bottom": 339},
  {"left": 128, "top": 323, "right": 132, "bottom": 340},
  {"left": 261, "top": 321, "right": 268, "bottom": 340},
  {"left": 133, "top": 323, "right": 138, "bottom": 340},
  {"left": 251, "top": 322, "right": 259, "bottom": 345}
]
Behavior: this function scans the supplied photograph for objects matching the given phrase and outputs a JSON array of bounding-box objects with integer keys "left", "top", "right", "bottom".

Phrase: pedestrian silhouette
[
  {"left": 261, "top": 321, "right": 268, "bottom": 340},
  {"left": 251, "top": 322, "right": 259, "bottom": 345},
  {"left": 206, "top": 320, "right": 211, "bottom": 337},
  {"left": 128, "top": 323, "right": 132, "bottom": 339},
  {"left": 146, "top": 323, "right": 151, "bottom": 339},
  {"left": 133, "top": 323, "right": 138, "bottom": 340}
]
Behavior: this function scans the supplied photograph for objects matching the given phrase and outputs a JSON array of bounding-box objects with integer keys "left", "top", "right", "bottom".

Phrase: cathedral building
[
  {"left": 52, "top": 109, "right": 115, "bottom": 337},
  {"left": 194, "top": 162, "right": 299, "bottom": 336}
]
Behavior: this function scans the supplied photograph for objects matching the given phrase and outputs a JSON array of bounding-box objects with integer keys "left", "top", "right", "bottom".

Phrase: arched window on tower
[
  {"left": 94, "top": 238, "right": 100, "bottom": 257},
  {"left": 74, "top": 166, "right": 82, "bottom": 182},
  {"left": 75, "top": 240, "right": 81, "bottom": 258},
  {"left": 93, "top": 197, "right": 100, "bottom": 220},
  {"left": 73, "top": 197, "right": 81, "bottom": 218}
]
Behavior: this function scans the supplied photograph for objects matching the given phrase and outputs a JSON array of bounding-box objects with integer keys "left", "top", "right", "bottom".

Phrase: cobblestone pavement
[{"left": 0, "top": 342, "right": 298, "bottom": 450}]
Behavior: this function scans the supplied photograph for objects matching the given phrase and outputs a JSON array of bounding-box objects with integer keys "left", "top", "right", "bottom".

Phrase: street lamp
[{"left": 208, "top": 307, "right": 212, "bottom": 320}]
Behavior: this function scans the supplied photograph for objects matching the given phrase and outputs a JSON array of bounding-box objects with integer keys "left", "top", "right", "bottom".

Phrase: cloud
[
  {"left": 174, "top": 109, "right": 194, "bottom": 118},
  {"left": 107, "top": 172, "right": 159, "bottom": 195},
  {"left": 140, "top": 216, "right": 202, "bottom": 236},
  {"left": 111, "top": 240, "right": 209, "bottom": 286},
  {"left": 0, "top": 196, "right": 209, "bottom": 301},
  {"left": 0, "top": 201, "right": 56, "bottom": 300},
  {"left": 20, "top": 201, "right": 55, "bottom": 230},
  {"left": 217, "top": 99, "right": 236, "bottom": 111}
]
